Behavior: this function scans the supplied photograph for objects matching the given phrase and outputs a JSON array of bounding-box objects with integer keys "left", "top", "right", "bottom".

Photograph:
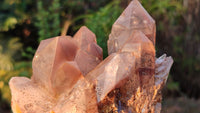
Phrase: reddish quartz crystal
[
  {"left": 74, "top": 26, "right": 103, "bottom": 76},
  {"left": 107, "top": 0, "right": 156, "bottom": 55},
  {"left": 32, "top": 36, "right": 82, "bottom": 95},
  {"left": 120, "top": 31, "right": 155, "bottom": 86},
  {"left": 118, "top": 31, "right": 155, "bottom": 112},
  {"left": 9, "top": 77, "right": 56, "bottom": 113},
  {"left": 74, "top": 26, "right": 96, "bottom": 48},
  {"left": 9, "top": 26, "right": 102, "bottom": 113}
]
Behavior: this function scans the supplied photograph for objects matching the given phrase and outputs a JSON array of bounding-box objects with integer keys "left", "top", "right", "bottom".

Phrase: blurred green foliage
[
  {"left": 35, "top": 0, "right": 61, "bottom": 41},
  {"left": 141, "top": 0, "right": 185, "bottom": 94},
  {"left": 84, "top": 0, "right": 122, "bottom": 57},
  {"left": 0, "top": 38, "right": 22, "bottom": 70},
  {"left": 0, "top": 0, "right": 35, "bottom": 31},
  {"left": 0, "top": 62, "right": 32, "bottom": 103},
  {"left": 0, "top": 37, "right": 32, "bottom": 110},
  {"left": 142, "top": 0, "right": 200, "bottom": 98}
]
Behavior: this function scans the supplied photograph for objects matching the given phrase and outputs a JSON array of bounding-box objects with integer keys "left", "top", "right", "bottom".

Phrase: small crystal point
[
  {"left": 74, "top": 26, "right": 103, "bottom": 76},
  {"left": 74, "top": 26, "right": 97, "bottom": 48}
]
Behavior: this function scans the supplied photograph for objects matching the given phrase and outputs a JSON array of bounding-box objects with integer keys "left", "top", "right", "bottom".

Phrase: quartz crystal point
[
  {"left": 74, "top": 26, "right": 103, "bottom": 76},
  {"left": 120, "top": 31, "right": 155, "bottom": 87},
  {"left": 153, "top": 54, "right": 173, "bottom": 113},
  {"left": 32, "top": 36, "right": 82, "bottom": 95},
  {"left": 107, "top": 0, "right": 156, "bottom": 55}
]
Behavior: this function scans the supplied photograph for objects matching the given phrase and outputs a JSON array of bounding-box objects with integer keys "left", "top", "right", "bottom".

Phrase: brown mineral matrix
[
  {"left": 107, "top": 0, "right": 156, "bottom": 55},
  {"left": 98, "top": 55, "right": 173, "bottom": 113}
]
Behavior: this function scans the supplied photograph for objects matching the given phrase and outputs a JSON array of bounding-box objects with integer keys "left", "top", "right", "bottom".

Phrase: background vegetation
[{"left": 0, "top": 0, "right": 199, "bottom": 112}]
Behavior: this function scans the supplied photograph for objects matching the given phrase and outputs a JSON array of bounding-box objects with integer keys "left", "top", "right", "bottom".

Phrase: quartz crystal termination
[
  {"left": 9, "top": 26, "right": 102, "bottom": 113},
  {"left": 74, "top": 26, "right": 103, "bottom": 76},
  {"left": 107, "top": 0, "right": 156, "bottom": 55},
  {"left": 98, "top": 0, "right": 173, "bottom": 113},
  {"left": 32, "top": 36, "right": 82, "bottom": 95}
]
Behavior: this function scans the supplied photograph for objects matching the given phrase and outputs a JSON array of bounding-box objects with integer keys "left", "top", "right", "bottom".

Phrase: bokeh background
[{"left": 0, "top": 0, "right": 199, "bottom": 112}]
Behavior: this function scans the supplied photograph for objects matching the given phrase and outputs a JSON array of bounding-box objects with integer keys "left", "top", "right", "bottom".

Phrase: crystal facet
[
  {"left": 32, "top": 36, "right": 82, "bottom": 95},
  {"left": 53, "top": 78, "right": 98, "bottom": 113},
  {"left": 86, "top": 52, "right": 135, "bottom": 102}
]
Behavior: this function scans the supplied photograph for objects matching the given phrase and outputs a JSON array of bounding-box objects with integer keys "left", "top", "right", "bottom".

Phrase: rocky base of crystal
[
  {"left": 98, "top": 55, "right": 173, "bottom": 113},
  {"left": 9, "top": 0, "right": 173, "bottom": 113}
]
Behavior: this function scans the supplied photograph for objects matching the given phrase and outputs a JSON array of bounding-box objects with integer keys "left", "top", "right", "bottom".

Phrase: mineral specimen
[{"left": 9, "top": 0, "right": 173, "bottom": 113}]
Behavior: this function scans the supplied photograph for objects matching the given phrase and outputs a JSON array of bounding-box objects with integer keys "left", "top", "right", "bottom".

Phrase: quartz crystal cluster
[
  {"left": 10, "top": 26, "right": 102, "bottom": 113},
  {"left": 9, "top": 0, "right": 173, "bottom": 113}
]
